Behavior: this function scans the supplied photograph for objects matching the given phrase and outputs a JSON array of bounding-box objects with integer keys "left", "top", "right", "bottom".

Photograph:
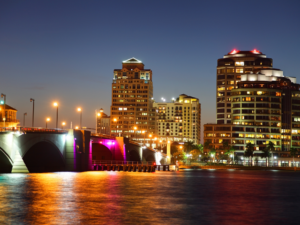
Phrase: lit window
[
  {"left": 236, "top": 68, "right": 244, "bottom": 73},
  {"left": 235, "top": 62, "right": 244, "bottom": 66}
]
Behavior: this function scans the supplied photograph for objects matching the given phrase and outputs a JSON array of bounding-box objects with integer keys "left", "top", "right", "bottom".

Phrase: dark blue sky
[{"left": 1, "top": 0, "right": 300, "bottom": 137}]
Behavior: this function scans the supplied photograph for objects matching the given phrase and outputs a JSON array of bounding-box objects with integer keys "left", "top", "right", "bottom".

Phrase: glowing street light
[
  {"left": 1, "top": 93, "right": 6, "bottom": 128},
  {"left": 134, "top": 126, "right": 137, "bottom": 140},
  {"left": 75, "top": 126, "right": 79, "bottom": 129},
  {"left": 46, "top": 118, "right": 50, "bottom": 129},
  {"left": 53, "top": 102, "right": 58, "bottom": 129},
  {"left": 62, "top": 122, "right": 66, "bottom": 129},
  {"left": 77, "top": 107, "right": 82, "bottom": 129}
]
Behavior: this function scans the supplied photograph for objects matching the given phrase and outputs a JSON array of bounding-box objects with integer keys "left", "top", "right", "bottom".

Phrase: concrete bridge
[{"left": 0, "top": 128, "right": 167, "bottom": 173}]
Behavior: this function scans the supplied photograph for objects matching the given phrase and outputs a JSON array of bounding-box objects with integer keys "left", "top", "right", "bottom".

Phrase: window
[
  {"left": 135, "top": 72, "right": 139, "bottom": 79},
  {"left": 235, "top": 62, "right": 244, "bottom": 66},
  {"left": 236, "top": 68, "right": 244, "bottom": 73}
]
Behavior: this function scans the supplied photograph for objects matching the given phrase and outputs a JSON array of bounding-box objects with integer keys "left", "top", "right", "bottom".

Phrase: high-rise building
[
  {"left": 216, "top": 49, "right": 273, "bottom": 124},
  {"left": 205, "top": 49, "right": 300, "bottom": 156},
  {"left": 153, "top": 94, "right": 201, "bottom": 145},
  {"left": 110, "top": 58, "right": 156, "bottom": 139},
  {"left": 96, "top": 108, "right": 110, "bottom": 135}
]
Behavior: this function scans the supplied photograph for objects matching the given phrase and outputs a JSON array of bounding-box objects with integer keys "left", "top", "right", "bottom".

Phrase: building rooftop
[
  {"left": 223, "top": 49, "right": 267, "bottom": 59},
  {"left": 0, "top": 104, "right": 17, "bottom": 111},
  {"left": 122, "top": 57, "right": 142, "bottom": 64}
]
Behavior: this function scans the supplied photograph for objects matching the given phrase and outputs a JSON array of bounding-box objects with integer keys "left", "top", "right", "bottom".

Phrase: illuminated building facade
[
  {"left": 217, "top": 50, "right": 273, "bottom": 124},
  {"left": 205, "top": 50, "right": 300, "bottom": 155},
  {"left": 153, "top": 94, "right": 201, "bottom": 145},
  {"left": 110, "top": 58, "right": 156, "bottom": 140},
  {"left": 0, "top": 103, "right": 19, "bottom": 128},
  {"left": 96, "top": 109, "right": 110, "bottom": 135}
]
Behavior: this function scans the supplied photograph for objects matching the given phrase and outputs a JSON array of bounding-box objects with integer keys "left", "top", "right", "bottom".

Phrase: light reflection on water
[{"left": 1, "top": 170, "right": 300, "bottom": 225}]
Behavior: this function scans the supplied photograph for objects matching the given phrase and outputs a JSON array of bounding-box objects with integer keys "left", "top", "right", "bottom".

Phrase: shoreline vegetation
[{"left": 178, "top": 165, "right": 300, "bottom": 171}]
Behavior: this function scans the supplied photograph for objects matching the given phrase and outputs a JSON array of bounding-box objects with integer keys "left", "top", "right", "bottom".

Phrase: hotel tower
[{"left": 110, "top": 58, "right": 156, "bottom": 140}]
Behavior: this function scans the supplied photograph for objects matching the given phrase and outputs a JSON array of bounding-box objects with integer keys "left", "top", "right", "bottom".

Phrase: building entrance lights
[
  {"left": 30, "top": 98, "right": 35, "bottom": 127},
  {"left": 53, "top": 102, "right": 58, "bottom": 129},
  {"left": 77, "top": 107, "right": 82, "bottom": 129},
  {"left": 46, "top": 118, "right": 50, "bottom": 129}
]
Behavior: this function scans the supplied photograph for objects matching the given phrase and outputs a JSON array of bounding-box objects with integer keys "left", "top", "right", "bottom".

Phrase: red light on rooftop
[
  {"left": 230, "top": 49, "right": 238, "bottom": 54},
  {"left": 252, "top": 49, "right": 260, "bottom": 54}
]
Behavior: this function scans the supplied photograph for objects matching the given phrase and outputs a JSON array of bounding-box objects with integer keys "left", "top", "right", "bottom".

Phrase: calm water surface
[{"left": 1, "top": 170, "right": 300, "bottom": 225}]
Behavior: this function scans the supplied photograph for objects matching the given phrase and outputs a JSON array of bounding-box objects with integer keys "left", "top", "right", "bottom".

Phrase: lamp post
[
  {"left": 113, "top": 118, "right": 118, "bottom": 136},
  {"left": 46, "top": 118, "right": 50, "bottom": 129},
  {"left": 77, "top": 108, "right": 82, "bottom": 129},
  {"left": 75, "top": 126, "right": 79, "bottom": 129},
  {"left": 53, "top": 102, "right": 58, "bottom": 129},
  {"left": 30, "top": 98, "right": 35, "bottom": 127},
  {"left": 23, "top": 113, "right": 27, "bottom": 127},
  {"left": 96, "top": 110, "right": 101, "bottom": 134},
  {"left": 1, "top": 93, "right": 6, "bottom": 129},
  {"left": 149, "top": 134, "right": 152, "bottom": 148},
  {"left": 134, "top": 126, "right": 137, "bottom": 140},
  {"left": 62, "top": 122, "right": 66, "bottom": 129},
  {"left": 142, "top": 130, "right": 146, "bottom": 146}
]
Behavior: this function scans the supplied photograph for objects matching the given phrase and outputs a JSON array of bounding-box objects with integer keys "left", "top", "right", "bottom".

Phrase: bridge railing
[{"left": 92, "top": 160, "right": 157, "bottom": 166}]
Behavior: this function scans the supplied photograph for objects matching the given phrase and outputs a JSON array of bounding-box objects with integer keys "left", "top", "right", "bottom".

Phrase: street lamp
[
  {"left": 23, "top": 113, "right": 27, "bottom": 127},
  {"left": 46, "top": 118, "right": 50, "bottom": 129},
  {"left": 75, "top": 126, "right": 79, "bottom": 129},
  {"left": 1, "top": 93, "right": 6, "bottom": 128},
  {"left": 134, "top": 126, "right": 137, "bottom": 140},
  {"left": 30, "top": 98, "right": 35, "bottom": 127},
  {"left": 53, "top": 102, "right": 58, "bottom": 129},
  {"left": 142, "top": 130, "right": 146, "bottom": 146},
  {"left": 62, "top": 122, "right": 66, "bottom": 129},
  {"left": 77, "top": 107, "right": 82, "bottom": 129}
]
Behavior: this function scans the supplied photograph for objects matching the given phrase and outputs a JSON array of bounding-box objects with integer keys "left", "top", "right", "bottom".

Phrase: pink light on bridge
[{"left": 99, "top": 141, "right": 102, "bottom": 144}]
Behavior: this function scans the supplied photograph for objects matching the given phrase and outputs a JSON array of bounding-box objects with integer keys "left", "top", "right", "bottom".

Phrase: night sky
[{"left": 1, "top": 0, "right": 300, "bottom": 140}]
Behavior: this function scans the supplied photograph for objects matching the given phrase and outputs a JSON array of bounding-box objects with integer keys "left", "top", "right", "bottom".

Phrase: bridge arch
[
  {"left": 23, "top": 140, "right": 65, "bottom": 172},
  {"left": 128, "top": 149, "right": 141, "bottom": 161},
  {"left": 92, "top": 143, "right": 112, "bottom": 161},
  {"left": 0, "top": 147, "right": 13, "bottom": 173}
]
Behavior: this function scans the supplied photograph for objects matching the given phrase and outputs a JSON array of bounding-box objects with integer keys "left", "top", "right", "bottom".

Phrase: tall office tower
[
  {"left": 110, "top": 58, "right": 156, "bottom": 140},
  {"left": 216, "top": 49, "right": 273, "bottom": 124},
  {"left": 153, "top": 94, "right": 201, "bottom": 146}
]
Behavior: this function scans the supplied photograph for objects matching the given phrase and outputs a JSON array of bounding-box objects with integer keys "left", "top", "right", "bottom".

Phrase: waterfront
[{"left": 1, "top": 170, "right": 300, "bottom": 225}]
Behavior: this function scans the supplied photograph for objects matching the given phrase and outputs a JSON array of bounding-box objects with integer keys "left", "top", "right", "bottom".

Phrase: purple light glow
[{"left": 108, "top": 141, "right": 112, "bottom": 145}]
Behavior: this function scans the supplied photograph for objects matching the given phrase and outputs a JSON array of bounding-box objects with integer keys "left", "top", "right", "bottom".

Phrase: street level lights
[
  {"left": 53, "top": 102, "right": 58, "bottom": 129},
  {"left": 62, "top": 122, "right": 66, "bottom": 129},
  {"left": 77, "top": 108, "right": 82, "bottom": 129},
  {"left": 1, "top": 93, "right": 6, "bottom": 128},
  {"left": 46, "top": 118, "right": 50, "bottom": 129},
  {"left": 23, "top": 113, "right": 27, "bottom": 127},
  {"left": 30, "top": 98, "right": 35, "bottom": 127}
]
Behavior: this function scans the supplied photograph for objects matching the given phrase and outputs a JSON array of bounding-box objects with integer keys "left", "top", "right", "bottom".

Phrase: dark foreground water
[{"left": 1, "top": 170, "right": 300, "bottom": 225}]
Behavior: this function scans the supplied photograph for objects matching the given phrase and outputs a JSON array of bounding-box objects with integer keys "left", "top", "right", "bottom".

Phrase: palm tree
[
  {"left": 290, "top": 147, "right": 298, "bottom": 168},
  {"left": 225, "top": 146, "right": 235, "bottom": 164},
  {"left": 244, "top": 143, "right": 255, "bottom": 166},
  {"left": 184, "top": 140, "right": 195, "bottom": 153},
  {"left": 261, "top": 147, "right": 271, "bottom": 167},
  {"left": 204, "top": 141, "right": 211, "bottom": 152},
  {"left": 267, "top": 141, "right": 275, "bottom": 166},
  {"left": 208, "top": 147, "right": 216, "bottom": 163}
]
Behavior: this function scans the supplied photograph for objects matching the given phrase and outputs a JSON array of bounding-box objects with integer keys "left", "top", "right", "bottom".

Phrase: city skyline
[{"left": 1, "top": 1, "right": 300, "bottom": 139}]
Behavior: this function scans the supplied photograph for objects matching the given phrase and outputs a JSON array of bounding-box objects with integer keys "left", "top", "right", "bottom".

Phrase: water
[{"left": 1, "top": 170, "right": 300, "bottom": 225}]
